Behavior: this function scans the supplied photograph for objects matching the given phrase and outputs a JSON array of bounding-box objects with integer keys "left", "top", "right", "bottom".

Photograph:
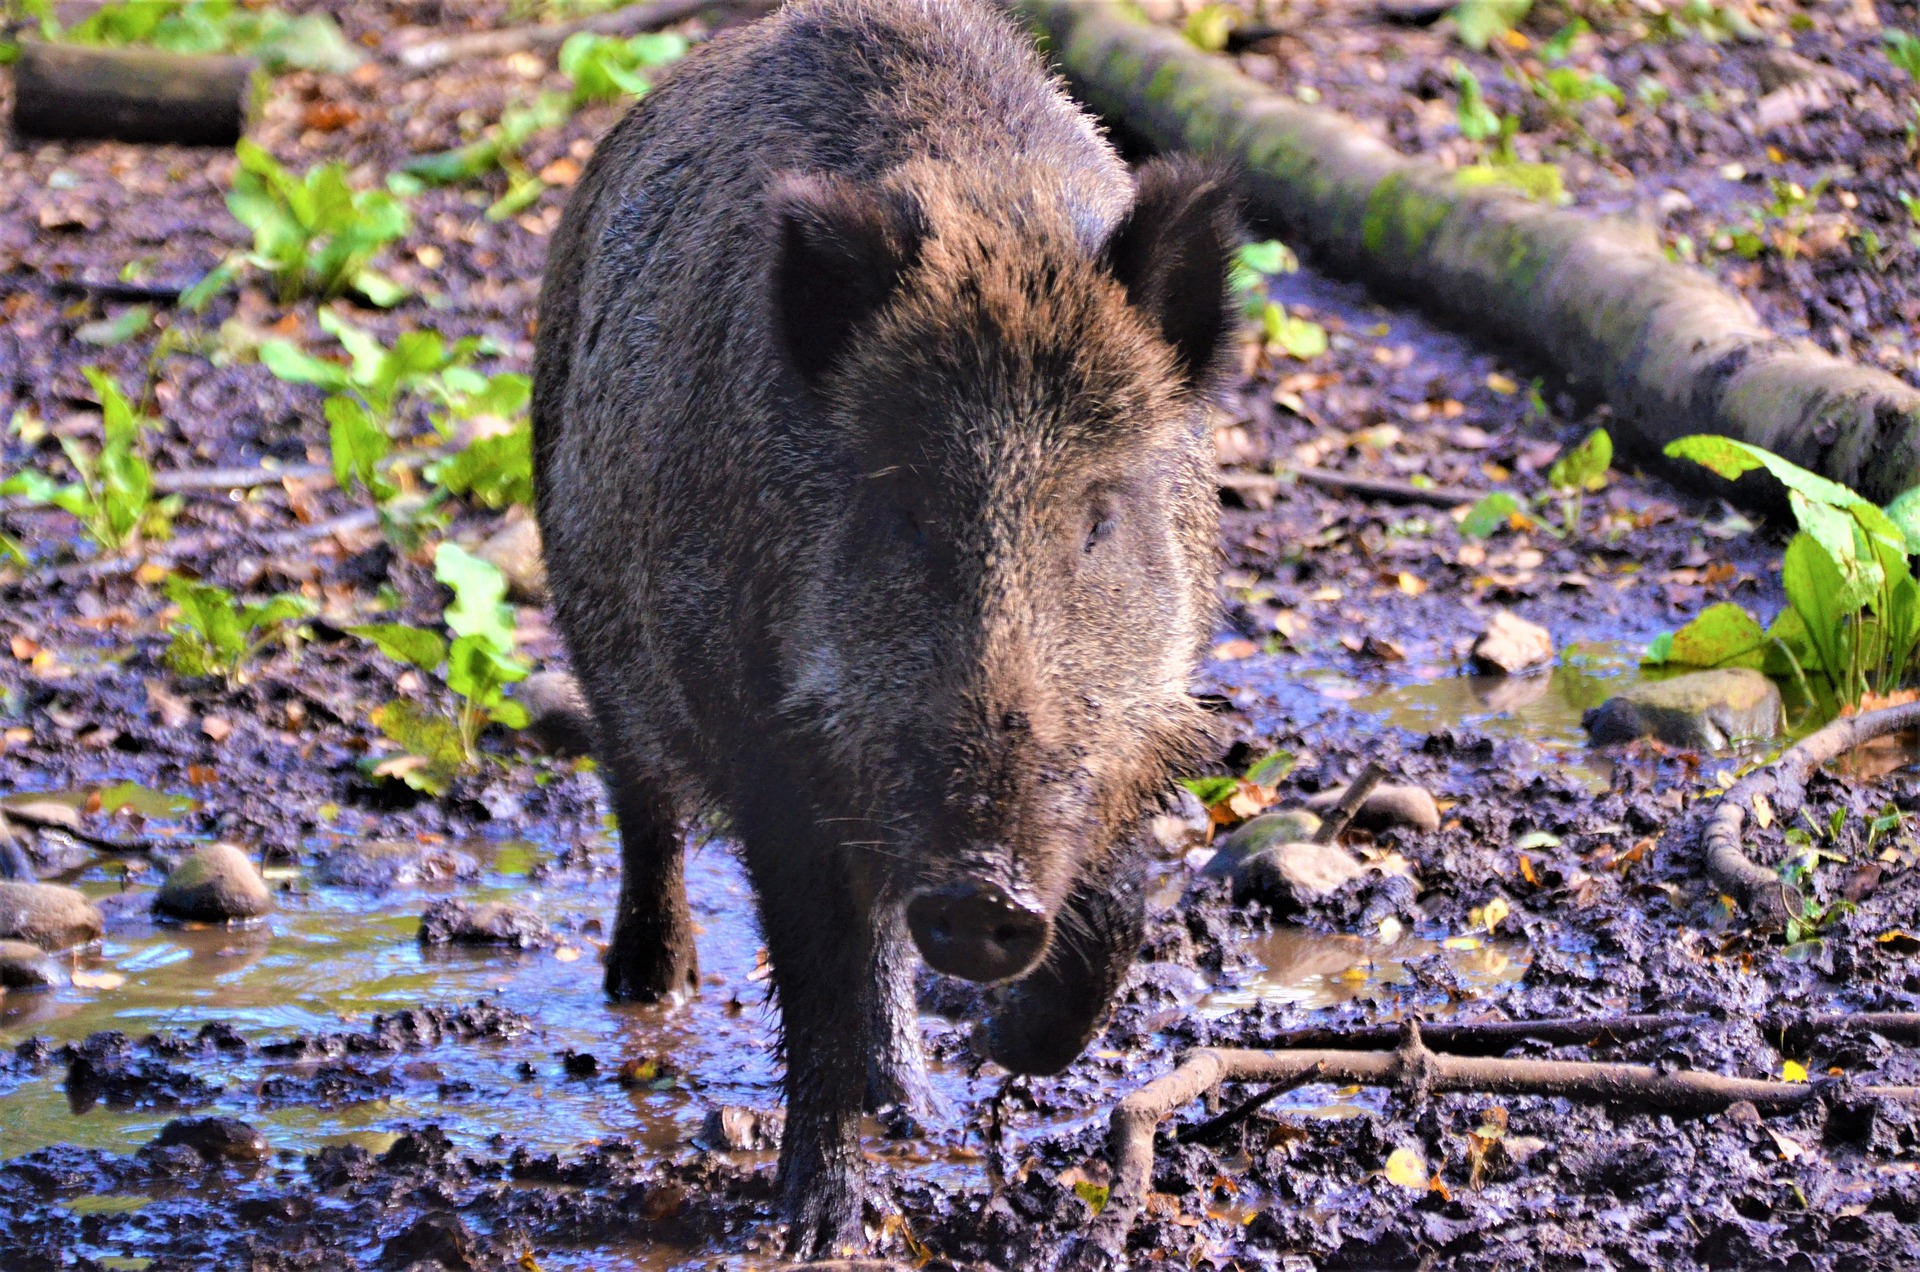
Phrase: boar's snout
[{"left": 906, "top": 881, "right": 1048, "bottom": 983}]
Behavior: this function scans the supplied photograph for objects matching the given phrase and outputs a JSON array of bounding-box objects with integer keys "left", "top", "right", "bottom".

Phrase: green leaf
[
  {"left": 1182, "top": 775, "right": 1239, "bottom": 807},
  {"left": 1781, "top": 531, "right": 1854, "bottom": 680},
  {"left": 1243, "top": 750, "right": 1295, "bottom": 787},
  {"left": 1547, "top": 428, "right": 1612, "bottom": 493},
  {"left": 1641, "top": 630, "right": 1675, "bottom": 667},
  {"left": 1655, "top": 602, "right": 1768, "bottom": 669},
  {"left": 368, "top": 699, "right": 464, "bottom": 794},
  {"left": 1181, "top": 4, "right": 1239, "bottom": 51},
  {"left": 1882, "top": 484, "right": 1920, "bottom": 555},
  {"left": 1451, "top": 0, "right": 1532, "bottom": 49},
  {"left": 445, "top": 634, "right": 528, "bottom": 710},
  {"left": 325, "top": 394, "right": 393, "bottom": 500},
  {"left": 1260, "top": 304, "right": 1328, "bottom": 359},
  {"left": 435, "top": 542, "right": 517, "bottom": 652},
  {"left": 75, "top": 305, "right": 154, "bottom": 347},
  {"left": 1664, "top": 435, "right": 1877, "bottom": 520},
  {"left": 428, "top": 423, "right": 533, "bottom": 509},
  {"left": 350, "top": 623, "right": 447, "bottom": 672},
  {"left": 1461, "top": 491, "right": 1522, "bottom": 539},
  {"left": 260, "top": 339, "right": 351, "bottom": 391}
]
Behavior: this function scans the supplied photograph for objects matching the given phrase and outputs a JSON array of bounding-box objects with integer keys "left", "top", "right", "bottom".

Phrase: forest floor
[{"left": 1, "top": 1, "right": 1918, "bottom": 1270}]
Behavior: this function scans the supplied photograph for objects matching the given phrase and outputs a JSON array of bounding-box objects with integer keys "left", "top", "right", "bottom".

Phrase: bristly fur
[{"left": 532, "top": 0, "right": 1235, "bottom": 1255}]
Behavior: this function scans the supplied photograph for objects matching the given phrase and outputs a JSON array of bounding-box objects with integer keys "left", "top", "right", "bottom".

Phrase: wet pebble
[
  {"left": 1470, "top": 609, "right": 1554, "bottom": 675},
  {"left": 1583, "top": 668, "right": 1781, "bottom": 750},
  {"left": 315, "top": 840, "right": 479, "bottom": 889},
  {"left": 0, "top": 880, "right": 103, "bottom": 950},
  {"left": 147, "top": 1116, "right": 270, "bottom": 1164},
  {"left": 417, "top": 898, "right": 549, "bottom": 949},
  {"left": 153, "top": 843, "right": 272, "bottom": 923},
  {"left": 514, "top": 670, "right": 597, "bottom": 757},
  {"left": 1232, "top": 840, "right": 1371, "bottom": 911},
  {"left": 474, "top": 514, "right": 548, "bottom": 605},
  {"left": 1306, "top": 782, "right": 1441, "bottom": 834},
  {"left": 700, "top": 1104, "right": 784, "bottom": 1151},
  {"left": 0, "top": 938, "right": 61, "bottom": 990},
  {"left": 380, "top": 1210, "right": 481, "bottom": 1270},
  {"left": 1201, "top": 809, "right": 1322, "bottom": 878}
]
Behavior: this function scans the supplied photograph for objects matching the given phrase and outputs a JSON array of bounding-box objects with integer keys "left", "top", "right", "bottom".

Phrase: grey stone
[
  {"left": 0, "top": 938, "right": 61, "bottom": 989},
  {"left": 149, "top": 1116, "right": 270, "bottom": 1164},
  {"left": 1470, "top": 610, "right": 1554, "bottom": 675},
  {"left": 0, "top": 880, "right": 103, "bottom": 950},
  {"left": 1201, "top": 809, "right": 1323, "bottom": 878},
  {"left": 1584, "top": 669, "right": 1782, "bottom": 750},
  {"left": 1306, "top": 783, "right": 1442, "bottom": 834},
  {"left": 418, "top": 899, "right": 549, "bottom": 950},
  {"left": 316, "top": 841, "right": 478, "bottom": 890},
  {"left": 1232, "top": 840, "right": 1371, "bottom": 912},
  {"left": 154, "top": 843, "right": 272, "bottom": 923},
  {"left": 700, "top": 1104, "right": 784, "bottom": 1151}
]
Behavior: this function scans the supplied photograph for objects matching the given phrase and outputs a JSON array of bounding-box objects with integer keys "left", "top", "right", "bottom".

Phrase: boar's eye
[{"left": 1084, "top": 510, "right": 1116, "bottom": 553}]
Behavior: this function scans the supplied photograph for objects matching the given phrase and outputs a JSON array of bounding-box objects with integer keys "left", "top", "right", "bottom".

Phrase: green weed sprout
[
  {"left": 163, "top": 576, "right": 313, "bottom": 686},
  {"left": 0, "top": 367, "right": 179, "bottom": 553}
]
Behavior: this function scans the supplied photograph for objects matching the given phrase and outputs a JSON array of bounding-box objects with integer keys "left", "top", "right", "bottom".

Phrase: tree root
[
  {"left": 1066, "top": 1021, "right": 1920, "bottom": 1267},
  {"left": 1702, "top": 700, "right": 1920, "bottom": 928}
]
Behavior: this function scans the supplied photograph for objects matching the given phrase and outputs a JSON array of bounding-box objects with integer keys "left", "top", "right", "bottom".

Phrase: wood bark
[
  {"left": 388, "top": 0, "right": 779, "bottom": 74},
  {"left": 1012, "top": 0, "right": 1920, "bottom": 503},
  {"left": 11, "top": 43, "right": 256, "bottom": 147}
]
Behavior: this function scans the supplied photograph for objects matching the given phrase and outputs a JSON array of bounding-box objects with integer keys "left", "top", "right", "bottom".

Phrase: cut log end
[{"left": 11, "top": 43, "right": 259, "bottom": 148}]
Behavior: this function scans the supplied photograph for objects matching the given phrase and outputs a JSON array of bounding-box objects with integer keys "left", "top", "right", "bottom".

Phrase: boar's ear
[
  {"left": 769, "top": 172, "right": 925, "bottom": 386},
  {"left": 1103, "top": 158, "right": 1240, "bottom": 389}
]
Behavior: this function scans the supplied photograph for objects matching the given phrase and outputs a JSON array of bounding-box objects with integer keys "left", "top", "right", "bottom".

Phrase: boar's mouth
[{"left": 905, "top": 880, "right": 1050, "bottom": 983}]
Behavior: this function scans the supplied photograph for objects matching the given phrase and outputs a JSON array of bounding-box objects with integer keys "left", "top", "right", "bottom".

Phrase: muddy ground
[{"left": 2, "top": 2, "right": 1919, "bottom": 1270}]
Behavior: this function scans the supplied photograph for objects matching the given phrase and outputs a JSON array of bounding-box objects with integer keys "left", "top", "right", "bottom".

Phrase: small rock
[
  {"left": 154, "top": 844, "right": 272, "bottom": 923},
  {"left": 381, "top": 1211, "right": 479, "bottom": 1271},
  {"left": 1470, "top": 610, "right": 1553, "bottom": 675},
  {"left": 418, "top": 899, "right": 549, "bottom": 950},
  {"left": 0, "top": 880, "right": 103, "bottom": 950},
  {"left": 1232, "top": 840, "right": 1371, "bottom": 912},
  {"left": 475, "top": 515, "right": 548, "bottom": 605},
  {"left": 1201, "top": 809, "right": 1323, "bottom": 878},
  {"left": 514, "top": 671, "right": 597, "bottom": 757},
  {"left": 316, "top": 841, "right": 479, "bottom": 890},
  {"left": 0, "top": 938, "right": 61, "bottom": 989},
  {"left": 700, "top": 1104, "right": 784, "bottom": 1151},
  {"left": 1584, "top": 669, "right": 1782, "bottom": 750},
  {"left": 148, "top": 1116, "right": 270, "bottom": 1164},
  {"left": 1306, "top": 783, "right": 1441, "bottom": 834}
]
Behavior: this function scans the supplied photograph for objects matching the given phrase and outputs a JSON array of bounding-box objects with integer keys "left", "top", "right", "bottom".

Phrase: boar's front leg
[
  {"left": 602, "top": 765, "right": 699, "bottom": 1002},
  {"left": 750, "top": 846, "right": 875, "bottom": 1257},
  {"left": 982, "top": 841, "right": 1147, "bottom": 1076},
  {"left": 866, "top": 905, "right": 936, "bottom": 1117}
]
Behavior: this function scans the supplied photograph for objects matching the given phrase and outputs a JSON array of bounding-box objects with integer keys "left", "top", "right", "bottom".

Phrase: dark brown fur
[{"left": 533, "top": 0, "right": 1233, "bottom": 1253}]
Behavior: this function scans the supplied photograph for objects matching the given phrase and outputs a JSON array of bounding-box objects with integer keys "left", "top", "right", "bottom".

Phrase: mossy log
[
  {"left": 1013, "top": 0, "right": 1920, "bottom": 503},
  {"left": 11, "top": 43, "right": 257, "bottom": 147}
]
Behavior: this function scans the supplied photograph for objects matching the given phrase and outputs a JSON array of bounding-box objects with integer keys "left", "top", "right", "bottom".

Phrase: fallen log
[
  {"left": 1702, "top": 699, "right": 1920, "bottom": 927},
  {"left": 1012, "top": 0, "right": 1920, "bottom": 504},
  {"left": 388, "top": 0, "right": 778, "bottom": 75},
  {"left": 11, "top": 43, "right": 257, "bottom": 147},
  {"left": 1069, "top": 1023, "right": 1920, "bottom": 1267}
]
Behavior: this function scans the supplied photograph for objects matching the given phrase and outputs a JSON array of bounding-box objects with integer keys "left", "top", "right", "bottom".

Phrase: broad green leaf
[
  {"left": 1261, "top": 304, "right": 1328, "bottom": 359},
  {"left": 1655, "top": 602, "right": 1767, "bottom": 669},
  {"left": 368, "top": 699, "right": 462, "bottom": 794},
  {"left": 1883, "top": 484, "right": 1920, "bottom": 555},
  {"left": 325, "top": 395, "right": 392, "bottom": 500},
  {"left": 1182, "top": 775, "right": 1239, "bottom": 807},
  {"left": 1781, "top": 531, "right": 1854, "bottom": 680},
  {"left": 1451, "top": 0, "right": 1531, "bottom": 49},
  {"left": 1664, "top": 435, "right": 1875, "bottom": 519},
  {"left": 1547, "top": 428, "right": 1612, "bottom": 492},
  {"left": 1641, "top": 630, "right": 1675, "bottom": 666},
  {"left": 429, "top": 424, "right": 533, "bottom": 509},
  {"left": 1460, "top": 491, "right": 1522, "bottom": 539},
  {"left": 445, "top": 634, "right": 528, "bottom": 707},
  {"left": 350, "top": 623, "right": 447, "bottom": 672},
  {"left": 260, "top": 339, "right": 350, "bottom": 391},
  {"left": 1244, "top": 750, "right": 1295, "bottom": 787},
  {"left": 435, "top": 542, "right": 517, "bottom": 652}
]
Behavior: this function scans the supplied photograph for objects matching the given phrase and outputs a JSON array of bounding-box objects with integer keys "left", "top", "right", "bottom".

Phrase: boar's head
[{"left": 769, "top": 157, "right": 1235, "bottom": 984}]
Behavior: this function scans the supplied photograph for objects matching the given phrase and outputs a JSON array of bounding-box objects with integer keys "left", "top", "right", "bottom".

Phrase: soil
[{"left": 2, "top": 2, "right": 1919, "bottom": 1270}]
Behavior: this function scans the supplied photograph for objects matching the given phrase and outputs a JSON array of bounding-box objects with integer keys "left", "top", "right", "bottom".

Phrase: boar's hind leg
[
  {"left": 866, "top": 908, "right": 936, "bottom": 1116},
  {"left": 983, "top": 843, "right": 1147, "bottom": 1076},
  {"left": 602, "top": 771, "right": 699, "bottom": 1001},
  {"left": 753, "top": 854, "right": 874, "bottom": 1257}
]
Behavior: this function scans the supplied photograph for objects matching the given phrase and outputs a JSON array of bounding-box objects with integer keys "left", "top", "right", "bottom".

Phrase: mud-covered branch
[
  {"left": 1071, "top": 1025, "right": 1920, "bottom": 1265},
  {"left": 1013, "top": 0, "right": 1920, "bottom": 503},
  {"left": 1703, "top": 700, "right": 1920, "bottom": 927},
  {"left": 387, "top": 0, "right": 777, "bottom": 74}
]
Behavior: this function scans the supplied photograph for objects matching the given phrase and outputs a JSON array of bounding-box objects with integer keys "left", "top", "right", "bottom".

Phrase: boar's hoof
[
  {"left": 602, "top": 934, "right": 699, "bottom": 1003},
  {"left": 783, "top": 1170, "right": 866, "bottom": 1260},
  {"left": 906, "top": 882, "right": 1048, "bottom": 983}
]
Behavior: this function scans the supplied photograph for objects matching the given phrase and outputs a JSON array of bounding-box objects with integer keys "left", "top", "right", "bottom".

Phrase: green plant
[
  {"left": 1453, "top": 64, "right": 1506, "bottom": 149},
  {"left": 1884, "top": 29, "right": 1920, "bottom": 80},
  {"left": 1230, "top": 240, "right": 1326, "bottom": 360},
  {"left": 0, "top": 367, "right": 178, "bottom": 553},
  {"left": 1449, "top": 0, "right": 1530, "bottom": 50},
  {"left": 1460, "top": 490, "right": 1525, "bottom": 539},
  {"left": 1545, "top": 427, "right": 1611, "bottom": 535},
  {"left": 186, "top": 140, "right": 410, "bottom": 309},
  {"left": 1183, "top": 749, "right": 1295, "bottom": 830},
  {"left": 162, "top": 576, "right": 312, "bottom": 685},
  {"left": 52, "top": 0, "right": 359, "bottom": 73},
  {"left": 1644, "top": 437, "right": 1920, "bottom": 713},
  {"left": 350, "top": 543, "right": 529, "bottom": 793},
  {"left": 559, "top": 29, "right": 687, "bottom": 104},
  {"left": 259, "top": 310, "right": 483, "bottom": 427}
]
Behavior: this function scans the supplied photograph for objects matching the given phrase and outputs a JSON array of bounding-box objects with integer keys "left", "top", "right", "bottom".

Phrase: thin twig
[
  {"left": 44, "top": 507, "right": 381, "bottom": 588},
  {"left": 1218, "top": 468, "right": 1486, "bottom": 510},
  {"left": 1702, "top": 700, "right": 1920, "bottom": 927},
  {"left": 1312, "top": 762, "right": 1387, "bottom": 844}
]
